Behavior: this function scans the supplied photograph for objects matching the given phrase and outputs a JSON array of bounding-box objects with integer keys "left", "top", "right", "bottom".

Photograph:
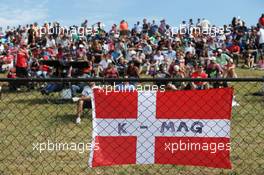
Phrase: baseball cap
[
  {"left": 228, "top": 58, "right": 234, "bottom": 63},
  {"left": 174, "top": 65, "right": 180, "bottom": 71},
  {"left": 217, "top": 49, "right": 223, "bottom": 53},
  {"left": 198, "top": 63, "right": 203, "bottom": 67},
  {"left": 130, "top": 50, "right": 137, "bottom": 55}
]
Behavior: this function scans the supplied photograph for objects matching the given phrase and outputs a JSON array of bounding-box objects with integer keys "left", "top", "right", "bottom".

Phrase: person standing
[
  {"left": 15, "top": 41, "right": 30, "bottom": 90},
  {"left": 16, "top": 41, "right": 29, "bottom": 78},
  {"left": 258, "top": 26, "right": 264, "bottom": 55}
]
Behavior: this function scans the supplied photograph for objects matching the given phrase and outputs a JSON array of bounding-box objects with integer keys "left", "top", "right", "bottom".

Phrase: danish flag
[{"left": 89, "top": 88, "right": 233, "bottom": 169}]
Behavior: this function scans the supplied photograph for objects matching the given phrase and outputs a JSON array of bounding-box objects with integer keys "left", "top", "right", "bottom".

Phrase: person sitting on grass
[
  {"left": 244, "top": 53, "right": 255, "bottom": 69},
  {"left": 76, "top": 82, "right": 101, "bottom": 124},
  {"left": 224, "top": 58, "right": 238, "bottom": 78},
  {"left": 256, "top": 55, "right": 264, "bottom": 70},
  {"left": 206, "top": 57, "right": 227, "bottom": 88},
  {"left": 227, "top": 40, "right": 241, "bottom": 66},
  {"left": 215, "top": 49, "right": 230, "bottom": 68}
]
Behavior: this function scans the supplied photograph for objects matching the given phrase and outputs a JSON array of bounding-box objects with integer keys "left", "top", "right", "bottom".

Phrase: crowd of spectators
[
  {"left": 0, "top": 15, "right": 264, "bottom": 92},
  {"left": 1, "top": 15, "right": 264, "bottom": 123}
]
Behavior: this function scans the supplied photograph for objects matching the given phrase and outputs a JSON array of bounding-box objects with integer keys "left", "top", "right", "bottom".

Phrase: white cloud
[{"left": 0, "top": 0, "right": 48, "bottom": 27}]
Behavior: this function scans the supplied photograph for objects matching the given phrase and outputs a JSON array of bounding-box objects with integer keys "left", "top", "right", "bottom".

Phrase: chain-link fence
[{"left": 0, "top": 78, "right": 264, "bottom": 175}]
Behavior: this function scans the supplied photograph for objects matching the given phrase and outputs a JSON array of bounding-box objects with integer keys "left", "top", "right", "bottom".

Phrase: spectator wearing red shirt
[
  {"left": 56, "top": 44, "right": 64, "bottom": 60},
  {"left": 119, "top": 20, "right": 129, "bottom": 36},
  {"left": 227, "top": 40, "right": 241, "bottom": 65},
  {"left": 37, "top": 63, "right": 50, "bottom": 78},
  {"left": 191, "top": 64, "right": 208, "bottom": 90},
  {"left": 16, "top": 41, "right": 29, "bottom": 78},
  {"left": 104, "top": 63, "right": 119, "bottom": 78}
]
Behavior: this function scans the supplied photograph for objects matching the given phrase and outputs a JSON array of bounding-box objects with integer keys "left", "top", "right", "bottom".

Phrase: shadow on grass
[
  {"left": 12, "top": 98, "right": 74, "bottom": 105},
  {"left": 55, "top": 114, "right": 76, "bottom": 124}
]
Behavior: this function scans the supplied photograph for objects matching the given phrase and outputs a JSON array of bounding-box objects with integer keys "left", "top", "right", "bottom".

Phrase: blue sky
[{"left": 0, "top": 0, "right": 263, "bottom": 29}]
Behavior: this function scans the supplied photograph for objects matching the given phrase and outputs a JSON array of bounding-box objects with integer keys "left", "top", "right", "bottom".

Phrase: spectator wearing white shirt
[
  {"left": 142, "top": 41, "right": 152, "bottom": 59},
  {"left": 201, "top": 18, "right": 210, "bottom": 32},
  {"left": 153, "top": 49, "right": 165, "bottom": 64},
  {"left": 258, "top": 27, "right": 264, "bottom": 54},
  {"left": 163, "top": 46, "right": 176, "bottom": 62},
  {"left": 0, "top": 42, "right": 4, "bottom": 54},
  {"left": 56, "top": 35, "right": 70, "bottom": 48},
  {"left": 134, "top": 21, "right": 142, "bottom": 34},
  {"left": 185, "top": 42, "right": 196, "bottom": 55},
  {"left": 46, "top": 35, "right": 56, "bottom": 48},
  {"left": 99, "top": 53, "right": 112, "bottom": 70}
]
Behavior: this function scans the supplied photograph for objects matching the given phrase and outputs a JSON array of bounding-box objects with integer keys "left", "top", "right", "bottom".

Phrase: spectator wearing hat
[
  {"left": 169, "top": 65, "right": 186, "bottom": 90},
  {"left": 215, "top": 49, "right": 231, "bottom": 67},
  {"left": 155, "top": 64, "right": 170, "bottom": 89},
  {"left": 206, "top": 57, "right": 223, "bottom": 78},
  {"left": 76, "top": 44, "right": 87, "bottom": 60},
  {"left": 206, "top": 57, "right": 227, "bottom": 88}
]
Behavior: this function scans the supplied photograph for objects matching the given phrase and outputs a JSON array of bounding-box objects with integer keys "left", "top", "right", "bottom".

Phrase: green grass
[{"left": 0, "top": 68, "right": 264, "bottom": 175}]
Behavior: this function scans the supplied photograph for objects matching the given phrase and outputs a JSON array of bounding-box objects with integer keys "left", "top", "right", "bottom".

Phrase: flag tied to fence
[{"left": 89, "top": 88, "right": 233, "bottom": 169}]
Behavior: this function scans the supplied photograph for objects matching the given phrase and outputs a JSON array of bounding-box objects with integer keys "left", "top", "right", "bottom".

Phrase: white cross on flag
[{"left": 89, "top": 88, "right": 233, "bottom": 169}]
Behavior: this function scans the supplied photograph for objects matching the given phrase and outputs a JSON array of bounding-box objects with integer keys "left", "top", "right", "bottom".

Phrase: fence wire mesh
[{"left": 0, "top": 78, "right": 264, "bottom": 175}]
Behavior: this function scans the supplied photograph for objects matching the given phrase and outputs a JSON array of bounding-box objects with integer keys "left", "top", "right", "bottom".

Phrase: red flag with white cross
[{"left": 89, "top": 88, "right": 233, "bottom": 169}]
